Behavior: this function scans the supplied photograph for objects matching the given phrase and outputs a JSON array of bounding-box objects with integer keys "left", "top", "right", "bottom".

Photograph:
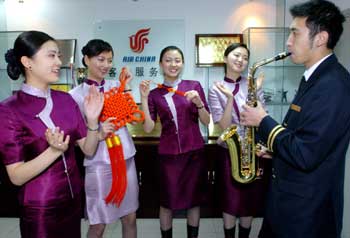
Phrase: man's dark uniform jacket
[{"left": 258, "top": 54, "right": 350, "bottom": 238}]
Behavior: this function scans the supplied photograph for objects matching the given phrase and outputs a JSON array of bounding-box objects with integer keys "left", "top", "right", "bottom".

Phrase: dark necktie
[
  {"left": 283, "top": 75, "right": 307, "bottom": 125},
  {"left": 84, "top": 79, "right": 105, "bottom": 92},
  {"left": 224, "top": 76, "right": 241, "bottom": 121},
  {"left": 297, "top": 76, "right": 307, "bottom": 94}
]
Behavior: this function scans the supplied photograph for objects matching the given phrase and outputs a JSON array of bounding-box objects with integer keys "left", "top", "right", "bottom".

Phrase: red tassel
[
  {"left": 113, "top": 143, "right": 127, "bottom": 206},
  {"left": 104, "top": 135, "right": 128, "bottom": 207},
  {"left": 105, "top": 144, "right": 118, "bottom": 203}
]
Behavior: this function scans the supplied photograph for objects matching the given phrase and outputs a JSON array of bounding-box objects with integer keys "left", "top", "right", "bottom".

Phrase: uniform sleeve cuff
[{"left": 258, "top": 115, "right": 285, "bottom": 152}]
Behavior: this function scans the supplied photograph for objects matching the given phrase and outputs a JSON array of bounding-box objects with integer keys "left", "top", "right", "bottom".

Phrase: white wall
[
  {"left": 3, "top": 0, "right": 277, "bottom": 88},
  {"left": 4, "top": 0, "right": 349, "bottom": 89},
  {"left": 0, "top": 0, "right": 5, "bottom": 31}
]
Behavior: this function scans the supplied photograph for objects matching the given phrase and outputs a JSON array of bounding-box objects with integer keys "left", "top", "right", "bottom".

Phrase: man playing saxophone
[
  {"left": 208, "top": 43, "right": 270, "bottom": 238},
  {"left": 241, "top": 1, "right": 350, "bottom": 238}
]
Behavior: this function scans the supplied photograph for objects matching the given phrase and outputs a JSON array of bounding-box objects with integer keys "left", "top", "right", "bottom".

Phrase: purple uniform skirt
[
  {"left": 19, "top": 194, "right": 82, "bottom": 238},
  {"left": 217, "top": 146, "right": 270, "bottom": 217},
  {"left": 159, "top": 149, "right": 207, "bottom": 210}
]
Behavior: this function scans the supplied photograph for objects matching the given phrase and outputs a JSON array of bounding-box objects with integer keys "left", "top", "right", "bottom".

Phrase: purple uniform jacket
[
  {"left": 148, "top": 80, "right": 209, "bottom": 155},
  {"left": 0, "top": 88, "right": 87, "bottom": 207}
]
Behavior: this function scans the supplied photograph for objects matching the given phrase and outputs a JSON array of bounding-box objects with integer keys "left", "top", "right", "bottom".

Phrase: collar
[
  {"left": 21, "top": 83, "right": 50, "bottom": 98},
  {"left": 303, "top": 53, "right": 332, "bottom": 81},
  {"left": 84, "top": 78, "right": 105, "bottom": 87},
  {"left": 224, "top": 76, "right": 242, "bottom": 83},
  {"left": 163, "top": 78, "right": 181, "bottom": 87}
]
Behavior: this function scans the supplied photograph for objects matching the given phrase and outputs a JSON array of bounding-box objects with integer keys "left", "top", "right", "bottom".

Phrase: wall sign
[{"left": 94, "top": 20, "right": 185, "bottom": 102}]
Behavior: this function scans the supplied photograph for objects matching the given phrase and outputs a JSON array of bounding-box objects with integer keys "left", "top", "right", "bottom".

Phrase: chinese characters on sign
[
  {"left": 121, "top": 55, "right": 158, "bottom": 78},
  {"left": 108, "top": 67, "right": 158, "bottom": 78},
  {"left": 94, "top": 19, "right": 185, "bottom": 102}
]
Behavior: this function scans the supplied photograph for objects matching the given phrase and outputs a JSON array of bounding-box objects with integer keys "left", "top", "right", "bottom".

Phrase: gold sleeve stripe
[
  {"left": 267, "top": 125, "right": 283, "bottom": 149},
  {"left": 269, "top": 127, "right": 285, "bottom": 152}
]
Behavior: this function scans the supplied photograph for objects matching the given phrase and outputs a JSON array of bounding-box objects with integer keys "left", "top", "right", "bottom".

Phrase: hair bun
[
  {"left": 81, "top": 45, "right": 87, "bottom": 55},
  {"left": 5, "top": 49, "right": 17, "bottom": 65},
  {"left": 5, "top": 49, "right": 21, "bottom": 80}
]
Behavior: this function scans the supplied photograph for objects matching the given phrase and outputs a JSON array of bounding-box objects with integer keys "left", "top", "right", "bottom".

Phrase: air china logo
[{"left": 129, "top": 28, "right": 151, "bottom": 53}]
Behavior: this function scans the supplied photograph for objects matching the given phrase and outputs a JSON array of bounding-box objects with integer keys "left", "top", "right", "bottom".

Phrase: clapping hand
[
  {"left": 45, "top": 127, "right": 70, "bottom": 152},
  {"left": 84, "top": 85, "right": 104, "bottom": 123},
  {"left": 215, "top": 82, "right": 233, "bottom": 99}
]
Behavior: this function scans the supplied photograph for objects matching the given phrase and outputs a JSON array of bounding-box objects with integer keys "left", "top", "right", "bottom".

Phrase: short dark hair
[
  {"left": 159, "top": 46, "right": 184, "bottom": 63},
  {"left": 290, "top": 0, "right": 345, "bottom": 49},
  {"left": 4, "top": 31, "right": 55, "bottom": 80},
  {"left": 223, "top": 43, "right": 250, "bottom": 74},
  {"left": 81, "top": 39, "right": 114, "bottom": 67}
]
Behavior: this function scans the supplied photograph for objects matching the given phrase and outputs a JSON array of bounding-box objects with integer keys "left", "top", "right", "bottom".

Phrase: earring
[{"left": 28, "top": 65, "right": 32, "bottom": 71}]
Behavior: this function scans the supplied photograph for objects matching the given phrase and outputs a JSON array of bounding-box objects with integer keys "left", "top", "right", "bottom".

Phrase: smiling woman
[
  {"left": 0, "top": 30, "right": 103, "bottom": 238},
  {"left": 69, "top": 39, "right": 140, "bottom": 238},
  {"left": 139, "top": 46, "right": 211, "bottom": 238},
  {"left": 21, "top": 40, "right": 62, "bottom": 86},
  {"left": 208, "top": 43, "right": 270, "bottom": 238}
]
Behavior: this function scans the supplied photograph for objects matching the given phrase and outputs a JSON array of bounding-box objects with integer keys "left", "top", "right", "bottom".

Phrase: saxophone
[{"left": 219, "top": 51, "right": 291, "bottom": 184}]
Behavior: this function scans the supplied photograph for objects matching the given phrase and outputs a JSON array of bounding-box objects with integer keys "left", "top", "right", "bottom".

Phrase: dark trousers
[{"left": 258, "top": 219, "right": 275, "bottom": 238}]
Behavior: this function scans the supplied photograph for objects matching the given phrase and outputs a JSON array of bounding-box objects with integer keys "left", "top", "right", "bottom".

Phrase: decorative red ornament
[
  {"left": 100, "top": 67, "right": 145, "bottom": 128},
  {"left": 100, "top": 67, "right": 144, "bottom": 207}
]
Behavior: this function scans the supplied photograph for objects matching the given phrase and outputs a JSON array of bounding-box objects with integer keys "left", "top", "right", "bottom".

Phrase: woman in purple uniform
[
  {"left": 208, "top": 43, "right": 268, "bottom": 238},
  {"left": 0, "top": 31, "right": 104, "bottom": 238},
  {"left": 70, "top": 39, "right": 138, "bottom": 238},
  {"left": 139, "top": 46, "right": 210, "bottom": 238}
]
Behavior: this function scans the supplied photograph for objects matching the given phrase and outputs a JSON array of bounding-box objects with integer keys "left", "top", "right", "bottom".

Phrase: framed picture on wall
[{"left": 195, "top": 34, "right": 243, "bottom": 67}]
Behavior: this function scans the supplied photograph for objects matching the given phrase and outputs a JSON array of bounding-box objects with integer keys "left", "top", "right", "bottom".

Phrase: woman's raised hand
[
  {"left": 139, "top": 80, "right": 151, "bottom": 99},
  {"left": 215, "top": 82, "right": 233, "bottom": 99},
  {"left": 45, "top": 127, "right": 70, "bottom": 152},
  {"left": 84, "top": 85, "right": 104, "bottom": 123},
  {"left": 123, "top": 67, "right": 133, "bottom": 85}
]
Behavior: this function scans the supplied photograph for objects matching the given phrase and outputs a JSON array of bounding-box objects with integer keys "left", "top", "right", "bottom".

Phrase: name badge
[{"left": 291, "top": 104, "right": 301, "bottom": 112}]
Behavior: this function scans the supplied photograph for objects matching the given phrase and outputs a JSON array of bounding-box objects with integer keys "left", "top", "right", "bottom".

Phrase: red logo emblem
[{"left": 129, "top": 28, "right": 151, "bottom": 53}]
